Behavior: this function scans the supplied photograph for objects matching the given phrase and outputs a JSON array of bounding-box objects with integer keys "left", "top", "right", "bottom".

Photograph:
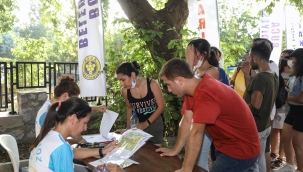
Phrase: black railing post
[
  {"left": 102, "top": 96, "right": 108, "bottom": 107},
  {"left": 48, "top": 62, "right": 52, "bottom": 100},
  {"left": 8, "top": 62, "right": 17, "bottom": 115}
]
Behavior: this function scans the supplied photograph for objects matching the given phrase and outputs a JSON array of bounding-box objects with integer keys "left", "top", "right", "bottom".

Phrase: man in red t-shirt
[{"left": 159, "top": 58, "right": 260, "bottom": 172}]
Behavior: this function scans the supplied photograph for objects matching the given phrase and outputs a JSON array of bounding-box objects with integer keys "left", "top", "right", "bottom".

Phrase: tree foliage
[
  {"left": 0, "top": 33, "right": 15, "bottom": 58},
  {"left": 0, "top": 0, "right": 17, "bottom": 33},
  {"left": 1, "top": 0, "right": 300, "bottom": 136},
  {"left": 218, "top": 1, "right": 259, "bottom": 73},
  {"left": 259, "top": 0, "right": 303, "bottom": 14}
]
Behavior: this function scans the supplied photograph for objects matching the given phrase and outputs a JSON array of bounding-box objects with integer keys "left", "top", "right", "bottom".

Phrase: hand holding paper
[{"left": 100, "top": 110, "right": 119, "bottom": 140}]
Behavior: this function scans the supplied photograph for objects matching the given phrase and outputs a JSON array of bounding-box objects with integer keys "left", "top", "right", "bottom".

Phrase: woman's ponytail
[
  {"left": 208, "top": 50, "right": 219, "bottom": 67},
  {"left": 29, "top": 102, "right": 59, "bottom": 151}
]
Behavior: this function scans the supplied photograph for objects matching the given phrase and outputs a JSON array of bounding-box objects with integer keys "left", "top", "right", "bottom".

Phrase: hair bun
[
  {"left": 131, "top": 61, "right": 140, "bottom": 70},
  {"left": 58, "top": 74, "right": 75, "bottom": 83}
]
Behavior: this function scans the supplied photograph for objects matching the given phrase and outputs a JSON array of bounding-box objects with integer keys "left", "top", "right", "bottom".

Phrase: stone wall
[{"left": 0, "top": 91, "right": 47, "bottom": 143}]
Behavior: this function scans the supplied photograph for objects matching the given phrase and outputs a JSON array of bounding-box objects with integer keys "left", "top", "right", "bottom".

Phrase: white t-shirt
[
  {"left": 29, "top": 130, "right": 74, "bottom": 172},
  {"left": 35, "top": 100, "right": 51, "bottom": 137}
]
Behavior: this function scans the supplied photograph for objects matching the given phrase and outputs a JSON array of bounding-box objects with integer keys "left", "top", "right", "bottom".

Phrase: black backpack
[{"left": 275, "top": 73, "right": 288, "bottom": 109}]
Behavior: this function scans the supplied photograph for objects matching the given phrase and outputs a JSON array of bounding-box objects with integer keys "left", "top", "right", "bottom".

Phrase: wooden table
[{"left": 83, "top": 142, "right": 205, "bottom": 172}]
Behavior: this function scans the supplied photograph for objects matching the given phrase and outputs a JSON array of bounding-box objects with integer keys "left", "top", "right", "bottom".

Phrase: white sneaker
[{"left": 273, "top": 163, "right": 295, "bottom": 172}]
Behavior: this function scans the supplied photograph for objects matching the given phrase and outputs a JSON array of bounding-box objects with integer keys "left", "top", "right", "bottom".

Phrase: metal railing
[{"left": 0, "top": 61, "right": 104, "bottom": 114}]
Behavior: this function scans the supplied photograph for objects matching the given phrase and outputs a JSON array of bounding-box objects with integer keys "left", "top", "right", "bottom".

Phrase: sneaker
[
  {"left": 270, "top": 152, "right": 278, "bottom": 161},
  {"left": 273, "top": 163, "right": 295, "bottom": 172},
  {"left": 271, "top": 158, "right": 283, "bottom": 169}
]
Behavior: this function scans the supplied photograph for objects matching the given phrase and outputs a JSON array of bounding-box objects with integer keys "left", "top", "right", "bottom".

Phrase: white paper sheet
[
  {"left": 82, "top": 133, "right": 121, "bottom": 143},
  {"left": 82, "top": 134, "right": 111, "bottom": 143},
  {"left": 100, "top": 110, "right": 119, "bottom": 138}
]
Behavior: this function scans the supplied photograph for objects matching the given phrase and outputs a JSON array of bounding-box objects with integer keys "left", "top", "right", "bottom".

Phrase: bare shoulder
[
  {"left": 121, "top": 87, "right": 127, "bottom": 97},
  {"left": 149, "top": 79, "right": 161, "bottom": 87},
  {"left": 207, "top": 67, "right": 220, "bottom": 80}
]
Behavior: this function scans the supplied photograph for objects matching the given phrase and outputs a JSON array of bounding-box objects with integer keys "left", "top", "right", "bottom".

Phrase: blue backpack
[{"left": 219, "top": 68, "right": 229, "bottom": 86}]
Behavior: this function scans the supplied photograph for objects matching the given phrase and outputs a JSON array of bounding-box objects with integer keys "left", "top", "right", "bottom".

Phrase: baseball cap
[{"left": 285, "top": 48, "right": 303, "bottom": 59}]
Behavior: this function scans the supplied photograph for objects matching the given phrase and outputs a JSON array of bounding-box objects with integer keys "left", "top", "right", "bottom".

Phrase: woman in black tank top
[{"left": 115, "top": 61, "right": 165, "bottom": 147}]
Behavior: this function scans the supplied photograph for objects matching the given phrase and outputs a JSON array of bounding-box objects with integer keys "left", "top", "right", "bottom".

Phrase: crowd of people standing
[
  {"left": 157, "top": 38, "right": 302, "bottom": 172},
  {"left": 28, "top": 37, "right": 302, "bottom": 172}
]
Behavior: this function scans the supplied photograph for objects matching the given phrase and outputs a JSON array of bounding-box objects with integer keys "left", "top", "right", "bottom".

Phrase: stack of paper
[{"left": 89, "top": 129, "right": 153, "bottom": 168}]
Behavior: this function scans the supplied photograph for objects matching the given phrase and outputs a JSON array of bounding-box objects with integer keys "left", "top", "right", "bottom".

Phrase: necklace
[{"left": 206, "top": 65, "right": 213, "bottom": 70}]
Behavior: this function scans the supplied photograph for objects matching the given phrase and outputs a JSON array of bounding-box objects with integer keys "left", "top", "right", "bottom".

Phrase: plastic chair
[{"left": 0, "top": 134, "right": 20, "bottom": 172}]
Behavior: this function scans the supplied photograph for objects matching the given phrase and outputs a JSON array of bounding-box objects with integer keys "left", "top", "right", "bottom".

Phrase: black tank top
[{"left": 127, "top": 78, "right": 158, "bottom": 122}]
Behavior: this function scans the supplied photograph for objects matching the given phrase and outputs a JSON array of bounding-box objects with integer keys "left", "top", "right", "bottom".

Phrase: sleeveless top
[{"left": 127, "top": 78, "right": 158, "bottom": 122}]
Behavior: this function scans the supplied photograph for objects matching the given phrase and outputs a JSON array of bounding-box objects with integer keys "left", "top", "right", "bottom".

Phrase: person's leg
[
  {"left": 273, "top": 106, "right": 296, "bottom": 172},
  {"left": 196, "top": 131, "right": 212, "bottom": 171},
  {"left": 278, "top": 129, "right": 285, "bottom": 158},
  {"left": 293, "top": 130, "right": 303, "bottom": 171},
  {"left": 281, "top": 123, "right": 295, "bottom": 165},
  {"left": 265, "top": 134, "right": 271, "bottom": 172},
  {"left": 271, "top": 128, "right": 280, "bottom": 157},
  {"left": 260, "top": 127, "right": 271, "bottom": 172},
  {"left": 210, "top": 151, "right": 258, "bottom": 172},
  {"left": 248, "top": 127, "right": 271, "bottom": 172},
  {"left": 272, "top": 129, "right": 285, "bottom": 169}
]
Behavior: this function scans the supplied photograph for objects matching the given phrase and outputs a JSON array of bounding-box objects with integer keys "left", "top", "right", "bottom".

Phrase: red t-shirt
[{"left": 182, "top": 74, "right": 260, "bottom": 160}]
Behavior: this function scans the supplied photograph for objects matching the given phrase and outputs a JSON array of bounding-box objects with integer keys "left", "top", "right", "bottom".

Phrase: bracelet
[
  {"left": 147, "top": 119, "right": 151, "bottom": 125},
  {"left": 99, "top": 147, "right": 104, "bottom": 158}
]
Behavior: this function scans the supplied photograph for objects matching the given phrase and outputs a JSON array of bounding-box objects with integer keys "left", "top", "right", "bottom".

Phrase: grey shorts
[{"left": 144, "top": 116, "right": 164, "bottom": 144}]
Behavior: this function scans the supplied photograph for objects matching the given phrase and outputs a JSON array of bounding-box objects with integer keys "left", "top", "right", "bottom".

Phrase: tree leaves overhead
[
  {"left": 218, "top": 0, "right": 259, "bottom": 73},
  {"left": 258, "top": 0, "right": 303, "bottom": 14},
  {"left": 0, "top": 0, "right": 17, "bottom": 33}
]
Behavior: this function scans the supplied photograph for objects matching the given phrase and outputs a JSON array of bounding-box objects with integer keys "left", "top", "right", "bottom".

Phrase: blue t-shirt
[
  {"left": 35, "top": 100, "right": 51, "bottom": 137},
  {"left": 289, "top": 76, "right": 303, "bottom": 106},
  {"left": 29, "top": 130, "right": 74, "bottom": 172},
  {"left": 219, "top": 68, "right": 229, "bottom": 86}
]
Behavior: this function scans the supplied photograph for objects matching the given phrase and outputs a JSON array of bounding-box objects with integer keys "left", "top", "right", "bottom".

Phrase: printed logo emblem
[{"left": 82, "top": 55, "right": 101, "bottom": 80}]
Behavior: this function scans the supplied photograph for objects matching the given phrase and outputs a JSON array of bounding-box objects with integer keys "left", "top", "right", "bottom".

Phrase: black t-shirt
[{"left": 127, "top": 78, "right": 158, "bottom": 122}]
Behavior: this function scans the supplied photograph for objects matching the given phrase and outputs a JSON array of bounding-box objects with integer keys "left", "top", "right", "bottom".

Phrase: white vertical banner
[
  {"left": 188, "top": 0, "right": 220, "bottom": 48},
  {"left": 285, "top": 5, "right": 303, "bottom": 50},
  {"left": 77, "top": 0, "right": 107, "bottom": 97},
  {"left": 259, "top": 5, "right": 283, "bottom": 65}
]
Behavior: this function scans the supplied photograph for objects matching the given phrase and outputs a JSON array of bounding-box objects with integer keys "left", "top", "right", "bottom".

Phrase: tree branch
[
  {"left": 117, "top": 0, "right": 188, "bottom": 61},
  {"left": 117, "top": 0, "right": 156, "bottom": 29}
]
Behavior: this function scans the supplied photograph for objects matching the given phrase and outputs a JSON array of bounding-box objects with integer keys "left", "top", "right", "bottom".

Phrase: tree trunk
[{"left": 117, "top": 0, "right": 188, "bottom": 61}]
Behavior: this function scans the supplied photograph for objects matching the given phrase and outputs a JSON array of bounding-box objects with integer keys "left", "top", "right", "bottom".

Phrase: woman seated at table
[
  {"left": 29, "top": 97, "right": 121, "bottom": 172},
  {"left": 35, "top": 74, "right": 107, "bottom": 144}
]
